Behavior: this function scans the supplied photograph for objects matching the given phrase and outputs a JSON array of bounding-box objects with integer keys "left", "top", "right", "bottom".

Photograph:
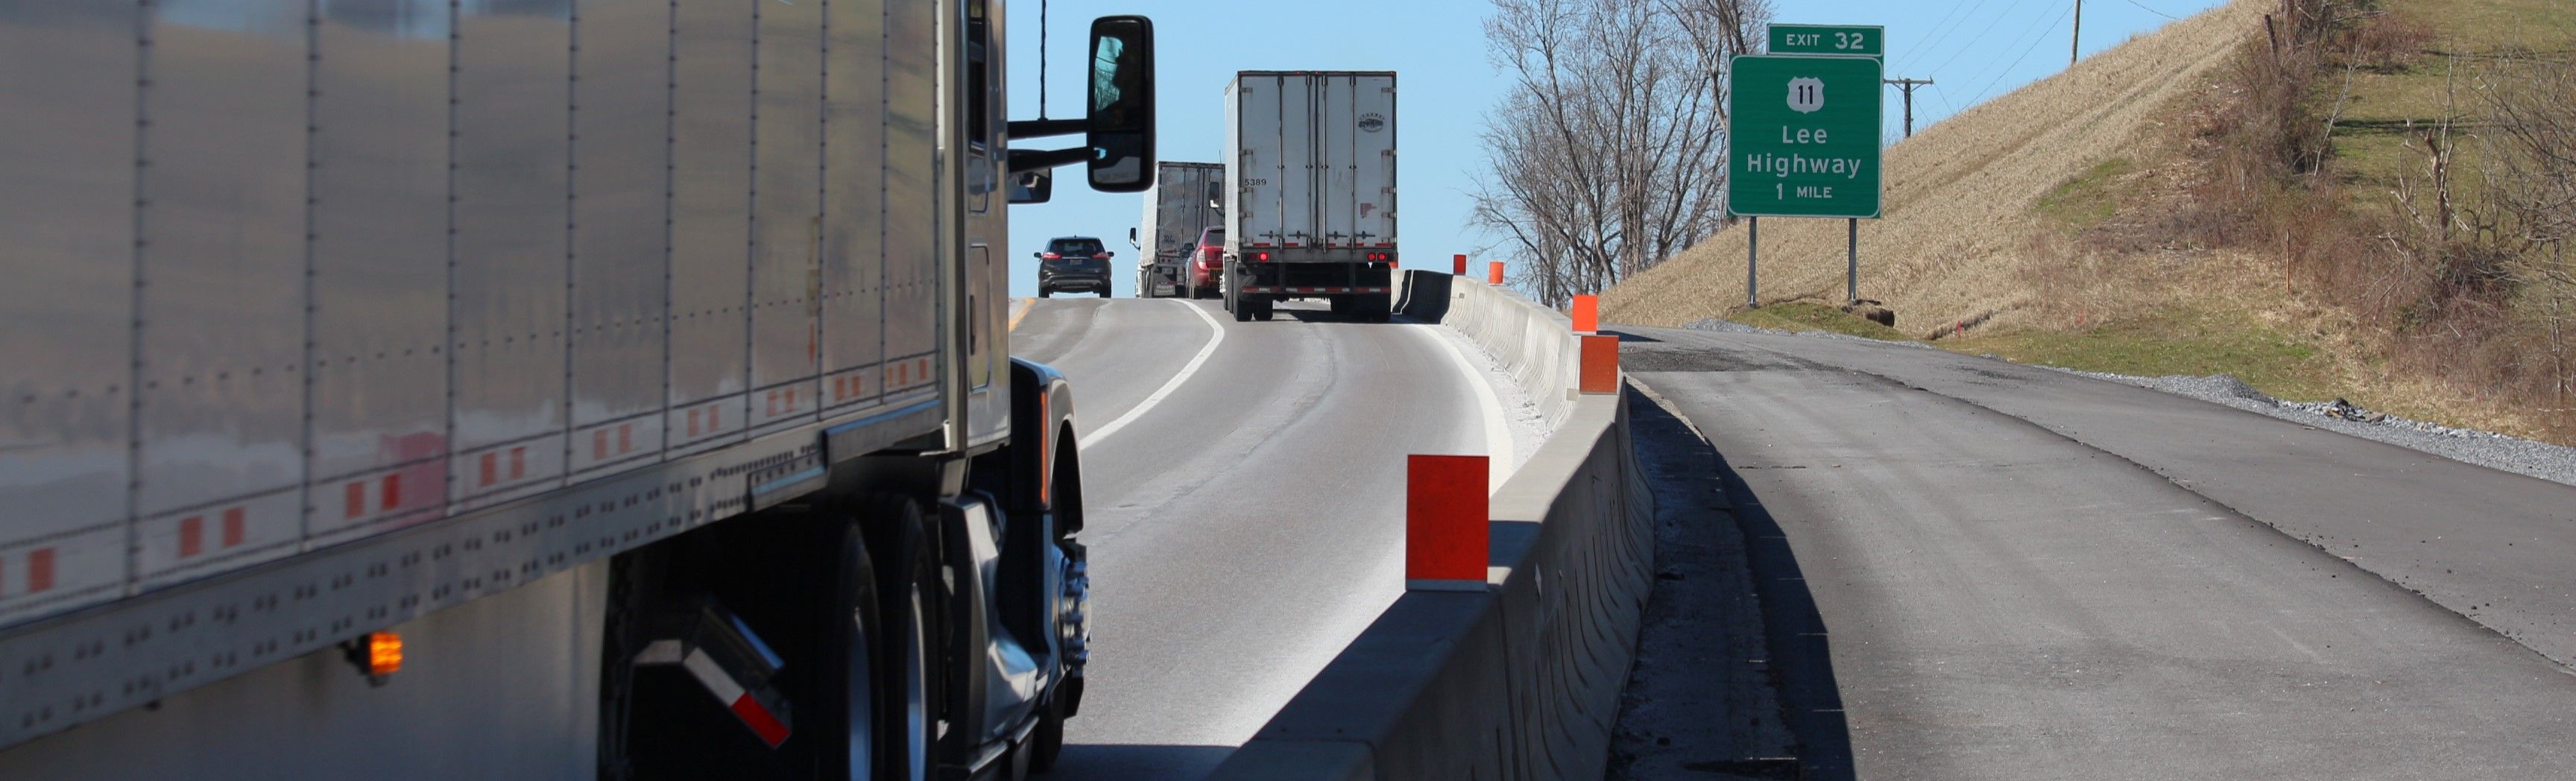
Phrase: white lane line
[
  {"left": 1415, "top": 325, "right": 1515, "bottom": 493},
  {"left": 1077, "top": 300, "right": 1225, "bottom": 449}
]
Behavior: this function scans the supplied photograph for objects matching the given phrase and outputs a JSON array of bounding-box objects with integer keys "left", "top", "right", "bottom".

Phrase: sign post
[{"left": 1729, "top": 27, "right": 1884, "bottom": 306}]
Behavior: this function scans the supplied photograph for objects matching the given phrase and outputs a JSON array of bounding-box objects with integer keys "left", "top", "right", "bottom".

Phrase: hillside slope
[{"left": 1602, "top": 1, "right": 2261, "bottom": 332}]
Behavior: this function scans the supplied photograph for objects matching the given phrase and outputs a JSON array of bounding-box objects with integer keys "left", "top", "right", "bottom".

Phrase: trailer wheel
[
  {"left": 864, "top": 496, "right": 941, "bottom": 781},
  {"left": 610, "top": 506, "right": 888, "bottom": 781},
  {"left": 1038, "top": 287, "right": 1052, "bottom": 298}
]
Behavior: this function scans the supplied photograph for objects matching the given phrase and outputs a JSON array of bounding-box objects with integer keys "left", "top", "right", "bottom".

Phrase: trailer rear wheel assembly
[{"left": 610, "top": 504, "right": 893, "bottom": 781}]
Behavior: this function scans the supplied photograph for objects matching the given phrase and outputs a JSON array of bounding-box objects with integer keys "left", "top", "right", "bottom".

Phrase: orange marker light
[{"left": 366, "top": 631, "right": 404, "bottom": 676}]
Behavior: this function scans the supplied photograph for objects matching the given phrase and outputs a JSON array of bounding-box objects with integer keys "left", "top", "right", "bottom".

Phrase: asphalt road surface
[
  {"left": 1013, "top": 297, "right": 1505, "bottom": 780},
  {"left": 1614, "top": 325, "right": 2576, "bottom": 780}
]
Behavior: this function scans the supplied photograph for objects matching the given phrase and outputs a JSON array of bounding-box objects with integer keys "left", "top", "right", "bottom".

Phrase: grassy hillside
[
  {"left": 1601, "top": 0, "right": 2262, "bottom": 332},
  {"left": 1603, "top": 0, "right": 2576, "bottom": 443}
]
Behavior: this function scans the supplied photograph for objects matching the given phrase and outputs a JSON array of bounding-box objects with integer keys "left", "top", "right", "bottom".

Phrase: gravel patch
[
  {"left": 1685, "top": 317, "right": 1936, "bottom": 348},
  {"left": 2045, "top": 366, "right": 2576, "bottom": 487}
]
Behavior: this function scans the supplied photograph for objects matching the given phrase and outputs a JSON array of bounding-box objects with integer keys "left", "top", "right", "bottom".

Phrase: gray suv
[{"left": 1036, "top": 236, "right": 1114, "bottom": 297}]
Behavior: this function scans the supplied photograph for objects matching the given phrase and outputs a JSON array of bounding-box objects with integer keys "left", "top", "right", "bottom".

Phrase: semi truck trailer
[
  {"left": 0, "top": 2, "right": 1153, "bottom": 779},
  {"left": 1222, "top": 72, "right": 1400, "bottom": 323},
  {"left": 1131, "top": 162, "right": 1225, "bottom": 299}
]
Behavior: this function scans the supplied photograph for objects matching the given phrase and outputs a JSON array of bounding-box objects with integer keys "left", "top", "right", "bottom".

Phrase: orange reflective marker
[
  {"left": 1487, "top": 261, "right": 1505, "bottom": 286},
  {"left": 1571, "top": 294, "right": 1598, "bottom": 333},
  {"left": 1579, "top": 334, "right": 1621, "bottom": 394},
  {"left": 1406, "top": 454, "right": 1489, "bottom": 589},
  {"left": 366, "top": 631, "right": 403, "bottom": 676},
  {"left": 1453, "top": 253, "right": 1468, "bottom": 276}
]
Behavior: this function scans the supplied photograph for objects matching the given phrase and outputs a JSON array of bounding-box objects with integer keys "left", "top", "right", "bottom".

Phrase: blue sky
[{"left": 1003, "top": 0, "right": 2228, "bottom": 298}]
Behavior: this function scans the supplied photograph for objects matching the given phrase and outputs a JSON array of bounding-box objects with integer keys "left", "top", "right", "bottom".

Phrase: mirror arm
[
  {"left": 1009, "top": 146, "right": 1092, "bottom": 174},
  {"left": 1008, "top": 118, "right": 1090, "bottom": 140}
]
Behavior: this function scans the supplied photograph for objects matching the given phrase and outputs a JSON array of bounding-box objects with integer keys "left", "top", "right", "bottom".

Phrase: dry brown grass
[{"left": 1601, "top": 0, "right": 2265, "bottom": 332}]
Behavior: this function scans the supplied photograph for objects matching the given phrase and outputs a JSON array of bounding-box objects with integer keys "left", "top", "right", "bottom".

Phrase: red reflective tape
[
  {"left": 730, "top": 694, "right": 791, "bottom": 747},
  {"left": 1580, "top": 335, "right": 1622, "bottom": 394},
  {"left": 345, "top": 481, "right": 366, "bottom": 519},
  {"left": 222, "top": 508, "right": 245, "bottom": 548},
  {"left": 594, "top": 429, "right": 610, "bottom": 461},
  {"left": 28, "top": 548, "right": 54, "bottom": 593},
  {"left": 619, "top": 423, "right": 633, "bottom": 454},
  {"left": 687, "top": 408, "right": 703, "bottom": 437},
  {"left": 382, "top": 474, "right": 401, "bottom": 510},
  {"left": 179, "top": 516, "right": 204, "bottom": 558},
  {"left": 509, "top": 447, "right": 527, "bottom": 480},
  {"left": 1407, "top": 455, "right": 1489, "bottom": 583},
  {"left": 480, "top": 453, "right": 498, "bottom": 487}
]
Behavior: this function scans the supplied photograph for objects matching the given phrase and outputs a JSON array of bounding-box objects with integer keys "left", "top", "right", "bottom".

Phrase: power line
[
  {"left": 1896, "top": 0, "right": 1988, "bottom": 72},
  {"left": 1954, "top": 1, "right": 2071, "bottom": 98},
  {"left": 2124, "top": 0, "right": 2181, "bottom": 20},
  {"left": 1970, "top": 4, "right": 2078, "bottom": 106},
  {"left": 1921, "top": 0, "right": 2035, "bottom": 80}
]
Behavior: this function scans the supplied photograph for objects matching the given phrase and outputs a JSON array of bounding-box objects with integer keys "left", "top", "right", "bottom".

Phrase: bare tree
[
  {"left": 1472, "top": 0, "right": 1770, "bottom": 306},
  {"left": 2475, "top": 51, "right": 2576, "bottom": 408}
]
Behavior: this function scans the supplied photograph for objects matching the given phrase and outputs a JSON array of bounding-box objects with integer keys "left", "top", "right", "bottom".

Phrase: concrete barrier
[
  {"left": 1213, "top": 272, "right": 1655, "bottom": 780},
  {"left": 1394, "top": 271, "right": 1585, "bottom": 430}
]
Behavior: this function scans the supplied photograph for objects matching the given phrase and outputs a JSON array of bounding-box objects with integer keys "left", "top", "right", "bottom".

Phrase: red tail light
[
  {"left": 1254, "top": 251, "right": 1271, "bottom": 262},
  {"left": 1091, "top": 253, "right": 1111, "bottom": 261},
  {"left": 1365, "top": 251, "right": 1398, "bottom": 264},
  {"left": 1041, "top": 252, "right": 1061, "bottom": 260}
]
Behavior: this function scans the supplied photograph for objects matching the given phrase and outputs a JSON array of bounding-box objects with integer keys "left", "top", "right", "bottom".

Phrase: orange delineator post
[
  {"left": 1579, "top": 334, "right": 1620, "bottom": 394},
  {"left": 1406, "top": 454, "right": 1489, "bottom": 588},
  {"left": 1453, "top": 253, "right": 1468, "bottom": 276},
  {"left": 1570, "top": 294, "right": 1598, "bottom": 333},
  {"left": 1487, "top": 261, "right": 1505, "bottom": 285}
]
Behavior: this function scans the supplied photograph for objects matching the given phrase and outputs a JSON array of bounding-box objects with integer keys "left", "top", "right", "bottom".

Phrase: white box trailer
[
  {"left": 1133, "top": 161, "right": 1225, "bottom": 298},
  {"left": 0, "top": 2, "right": 1151, "bottom": 777},
  {"left": 1222, "top": 71, "right": 1399, "bottom": 321}
]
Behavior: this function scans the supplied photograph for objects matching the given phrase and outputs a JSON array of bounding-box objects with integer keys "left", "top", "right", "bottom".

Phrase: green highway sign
[
  {"left": 1768, "top": 24, "right": 1884, "bottom": 58},
  {"left": 1726, "top": 54, "right": 1884, "bottom": 219}
]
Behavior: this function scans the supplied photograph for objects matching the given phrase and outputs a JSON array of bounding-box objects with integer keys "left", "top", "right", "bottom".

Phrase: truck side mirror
[
  {"left": 1008, "top": 168, "right": 1053, "bottom": 204},
  {"left": 1085, "top": 16, "right": 1155, "bottom": 193}
]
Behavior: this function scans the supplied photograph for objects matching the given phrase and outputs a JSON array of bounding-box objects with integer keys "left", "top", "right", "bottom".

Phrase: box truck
[
  {"left": 0, "top": 3, "right": 1155, "bottom": 779},
  {"left": 1222, "top": 72, "right": 1400, "bottom": 322},
  {"left": 1132, "top": 162, "right": 1225, "bottom": 298}
]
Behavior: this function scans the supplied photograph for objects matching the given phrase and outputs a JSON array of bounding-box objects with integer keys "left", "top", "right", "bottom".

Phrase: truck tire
[
  {"left": 863, "top": 496, "right": 941, "bottom": 781},
  {"left": 614, "top": 505, "right": 888, "bottom": 781},
  {"left": 1099, "top": 288, "right": 1111, "bottom": 299},
  {"left": 1038, "top": 287, "right": 1052, "bottom": 298}
]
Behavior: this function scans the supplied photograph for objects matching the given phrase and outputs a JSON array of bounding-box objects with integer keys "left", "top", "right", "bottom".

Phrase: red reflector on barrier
[
  {"left": 1406, "top": 455, "right": 1489, "bottom": 589},
  {"left": 1571, "top": 294, "right": 1597, "bottom": 333},
  {"left": 1487, "top": 261, "right": 1505, "bottom": 285},
  {"left": 1579, "top": 335, "right": 1621, "bottom": 394},
  {"left": 1453, "top": 254, "right": 1468, "bottom": 275}
]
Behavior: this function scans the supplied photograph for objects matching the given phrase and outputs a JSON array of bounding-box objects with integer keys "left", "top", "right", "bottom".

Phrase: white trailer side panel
[
  {"left": 450, "top": 0, "right": 575, "bottom": 513},
  {"left": 569, "top": 0, "right": 678, "bottom": 481},
  {"left": 134, "top": 0, "right": 311, "bottom": 587},
  {"left": 751, "top": 0, "right": 827, "bottom": 434},
  {"left": 0, "top": 0, "right": 137, "bottom": 618},
  {"left": 884, "top": 0, "right": 941, "bottom": 403},
  {"left": 824, "top": 0, "right": 891, "bottom": 413},
  {"left": 669, "top": 0, "right": 756, "bottom": 454},
  {"left": 309, "top": 0, "right": 455, "bottom": 546}
]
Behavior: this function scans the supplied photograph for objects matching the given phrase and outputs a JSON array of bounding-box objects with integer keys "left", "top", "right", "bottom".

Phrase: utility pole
[
  {"left": 1884, "top": 78, "right": 1933, "bottom": 138},
  {"left": 2071, "top": 0, "right": 2083, "bottom": 66}
]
